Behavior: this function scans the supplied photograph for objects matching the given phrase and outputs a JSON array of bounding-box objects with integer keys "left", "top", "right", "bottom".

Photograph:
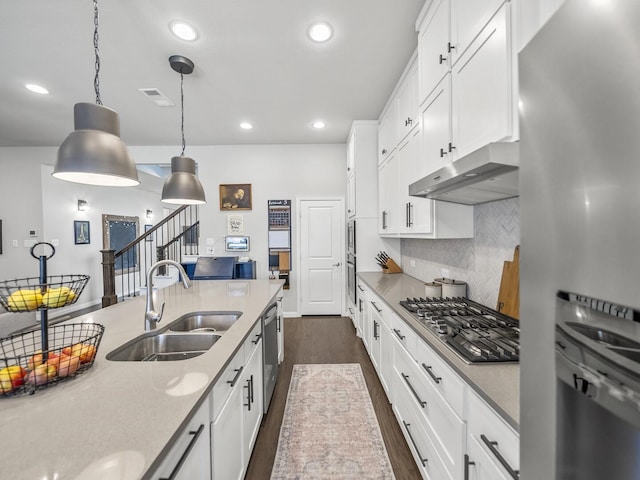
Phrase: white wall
[{"left": 0, "top": 143, "right": 346, "bottom": 319}]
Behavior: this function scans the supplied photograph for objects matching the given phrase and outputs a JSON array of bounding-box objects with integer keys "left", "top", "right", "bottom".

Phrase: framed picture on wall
[
  {"left": 220, "top": 184, "right": 252, "bottom": 211},
  {"left": 144, "top": 224, "right": 153, "bottom": 242},
  {"left": 74, "top": 220, "right": 90, "bottom": 245}
]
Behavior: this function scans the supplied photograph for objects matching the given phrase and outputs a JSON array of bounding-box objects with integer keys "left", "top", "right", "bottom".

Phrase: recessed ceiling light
[
  {"left": 25, "top": 84, "right": 49, "bottom": 95},
  {"left": 240, "top": 122, "right": 253, "bottom": 130},
  {"left": 312, "top": 121, "right": 327, "bottom": 129},
  {"left": 169, "top": 21, "right": 198, "bottom": 41},
  {"left": 308, "top": 22, "right": 333, "bottom": 42}
]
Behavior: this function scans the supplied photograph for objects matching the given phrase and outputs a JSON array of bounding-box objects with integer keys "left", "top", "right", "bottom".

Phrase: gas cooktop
[{"left": 399, "top": 297, "right": 519, "bottom": 364}]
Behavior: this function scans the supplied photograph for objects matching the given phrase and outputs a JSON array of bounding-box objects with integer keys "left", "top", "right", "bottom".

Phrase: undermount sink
[
  {"left": 106, "top": 332, "right": 221, "bottom": 362},
  {"left": 168, "top": 311, "right": 243, "bottom": 333}
]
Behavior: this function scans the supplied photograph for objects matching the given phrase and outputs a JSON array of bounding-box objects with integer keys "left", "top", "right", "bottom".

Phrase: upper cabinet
[
  {"left": 417, "top": 0, "right": 518, "bottom": 173},
  {"left": 377, "top": 101, "right": 398, "bottom": 164},
  {"left": 396, "top": 61, "right": 420, "bottom": 144},
  {"left": 347, "top": 121, "right": 380, "bottom": 220}
]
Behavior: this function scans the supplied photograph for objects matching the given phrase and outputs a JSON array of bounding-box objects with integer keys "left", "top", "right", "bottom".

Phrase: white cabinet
[
  {"left": 418, "top": 0, "right": 451, "bottom": 102},
  {"left": 420, "top": 75, "right": 453, "bottom": 174},
  {"left": 212, "top": 369, "right": 244, "bottom": 480},
  {"left": 151, "top": 398, "right": 211, "bottom": 480},
  {"left": 465, "top": 390, "right": 520, "bottom": 480},
  {"left": 276, "top": 294, "right": 284, "bottom": 364},
  {"left": 242, "top": 336, "right": 263, "bottom": 461},
  {"left": 378, "top": 152, "right": 399, "bottom": 235},
  {"left": 397, "top": 60, "right": 420, "bottom": 143},
  {"left": 378, "top": 102, "right": 398, "bottom": 164},
  {"left": 211, "top": 321, "right": 264, "bottom": 480},
  {"left": 347, "top": 298, "right": 357, "bottom": 331},
  {"left": 346, "top": 121, "right": 380, "bottom": 220},
  {"left": 397, "top": 127, "right": 434, "bottom": 235},
  {"left": 452, "top": 4, "right": 515, "bottom": 161},
  {"left": 417, "top": 1, "right": 517, "bottom": 177},
  {"left": 356, "top": 281, "right": 367, "bottom": 338}
]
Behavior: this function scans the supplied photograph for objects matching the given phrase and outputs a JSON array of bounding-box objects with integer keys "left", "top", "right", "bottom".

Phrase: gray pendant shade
[
  {"left": 161, "top": 156, "right": 206, "bottom": 205},
  {"left": 54, "top": 103, "right": 140, "bottom": 186}
]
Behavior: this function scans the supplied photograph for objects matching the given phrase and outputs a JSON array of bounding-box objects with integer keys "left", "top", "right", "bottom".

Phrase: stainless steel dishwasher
[{"left": 262, "top": 302, "right": 279, "bottom": 413}]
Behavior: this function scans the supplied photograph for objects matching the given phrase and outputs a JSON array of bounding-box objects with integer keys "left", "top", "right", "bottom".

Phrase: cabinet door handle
[
  {"left": 244, "top": 379, "right": 252, "bottom": 410},
  {"left": 348, "top": 307, "right": 355, "bottom": 315},
  {"left": 448, "top": 42, "right": 456, "bottom": 53},
  {"left": 393, "top": 328, "right": 405, "bottom": 340},
  {"left": 449, "top": 142, "right": 456, "bottom": 153},
  {"left": 440, "top": 147, "right": 448, "bottom": 158},
  {"left": 480, "top": 434, "right": 520, "bottom": 479},
  {"left": 408, "top": 203, "right": 414, "bottom": 227},
  {"left": 252, "top": 332, "right": 263, "bottom": 345},
  {"left": 405, "top": 203, "right": 410, "bottom": 228},
  {"left": 159, "top": 424, "right": 205, "bottom": 480},
  {"left": 370, "top": 301, "right": 382, "bottom": 313},
  {"left": 373, "top": 321, "right": 379, "bottom": 340},
  {"left": 402, "top": 421, "right": 428, "bottom": 466},
  {"left": 357, "top": 285, "right": 364, "bottom": 292},
  {"left": 277, "top": 316, "right": 281, "bottom": 333},
  {"left": 464, "top": 454, "right": 475, "bottom": 480},
  {"left": 421, "top": 363, "right": 442, "bottom": 384},
  {"left": 402, "top": 373, "right": 426, "bottom": 408},
  {"left": 359, "top": 299, "right": 363, "bottom": 313},
  {"left": 439, "top": 53, "right": 447, "bottom": 64},
  {"left": 227, "top": 366, "right": 244, "bottom": 387},
  {"left": 382, "top": 211, "right": 387, "bottom": 230},
  {"left": 382, "top": 148, "right": 388, "bottom": 155}
]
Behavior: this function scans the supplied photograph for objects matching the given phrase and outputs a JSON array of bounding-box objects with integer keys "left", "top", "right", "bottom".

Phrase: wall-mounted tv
[{"left": 225, "top": 235, "right": 250, "bottom": 252}]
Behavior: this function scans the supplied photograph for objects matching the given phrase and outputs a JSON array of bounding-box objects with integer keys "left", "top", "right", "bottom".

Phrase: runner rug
[{"left": 271, "top": 363, "right": 395, "bottom": 479}]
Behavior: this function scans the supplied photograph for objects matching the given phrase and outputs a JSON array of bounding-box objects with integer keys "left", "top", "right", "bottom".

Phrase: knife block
[{"left": 382, "top": 258, "right": 402, "bottom": 274}]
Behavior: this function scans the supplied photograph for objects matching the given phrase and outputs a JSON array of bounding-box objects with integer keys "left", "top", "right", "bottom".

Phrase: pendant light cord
[
  {"left": 93, "top": 0, "right": 102, "bottom": 105},
  {"left": 180, "top": 71, "right": 186, "bottom": 156}
]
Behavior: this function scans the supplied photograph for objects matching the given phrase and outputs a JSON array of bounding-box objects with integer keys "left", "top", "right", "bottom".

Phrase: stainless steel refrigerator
[{"left": 520, "top": 0, "right": 640, "bottom": 479}]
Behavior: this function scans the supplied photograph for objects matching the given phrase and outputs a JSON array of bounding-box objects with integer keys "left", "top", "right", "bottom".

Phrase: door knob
[{"left": 333, "top": 262, "right": 341, "bottom": 267}]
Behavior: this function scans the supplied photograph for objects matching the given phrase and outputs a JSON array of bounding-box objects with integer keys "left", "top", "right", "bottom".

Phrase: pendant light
[
  {"left": 53, "top": 0, "right": 139, "bottom": 187},
  {"left": 161, "top": 55, "right": 206, "bottom": 205}
]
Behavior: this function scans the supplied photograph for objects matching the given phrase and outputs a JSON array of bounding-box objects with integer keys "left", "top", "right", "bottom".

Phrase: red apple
[
  {"left": 27, "top": 351, "right": 44, "bottom": 370},
  {"left": 0, "top": 365, "right": 26, "bottom": 388},
  {"left": 26, "top": 364, "right": 56, "bottom": 386}
]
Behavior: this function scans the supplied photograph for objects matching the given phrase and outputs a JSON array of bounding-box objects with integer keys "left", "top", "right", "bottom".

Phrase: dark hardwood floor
[{"left": 245, "top": 316, "right": 421, "bottom": 479}]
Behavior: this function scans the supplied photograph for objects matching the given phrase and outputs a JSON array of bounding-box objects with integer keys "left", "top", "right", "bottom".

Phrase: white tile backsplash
[{"left": 401, "top": 197, "right": 520, "bottom": 308}]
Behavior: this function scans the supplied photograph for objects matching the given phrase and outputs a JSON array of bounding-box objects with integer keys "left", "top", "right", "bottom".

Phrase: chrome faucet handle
[{"left": 157, "top": 302, "right": 165, "bottom": 324}]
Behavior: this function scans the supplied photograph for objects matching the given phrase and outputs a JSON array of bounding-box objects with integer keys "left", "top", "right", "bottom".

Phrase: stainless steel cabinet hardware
[
  {"left": 464, "top": 454, "right": 475, "bottom": 480},
  {"left": 382, "top": 211, "right": 388, "bottom": 229},
  {"left": 481, "top": 434, "right": 519, "bottom": 479},
  {"left": 159, "top": 423, "right": 205, "bottom": 480},
  {"left": 422, "top": 363, "right": 442, "bottom": 384},
  {"left": 402, "top": 373, "right": 426, "bottom": 408},
  {"left": 403, "top": 421, "right": 428, "bottom": 466},
  {"left": 227, "top": 366, "right": 244, "bottom": 387},
  {"left": 244, "top": 380, "right": 251, "bottom": 410},
  {"left": 408, "top": 203, "right": 414, "bottom": 227},
  {"left": 393, "top": 328, "right": 406, "bottom": 340},
  {"left": 371, "top": 301, "right": 382, "bottom": 313},
  {"left": 373, "top": 321, "right": 379, "bottom": 340}
]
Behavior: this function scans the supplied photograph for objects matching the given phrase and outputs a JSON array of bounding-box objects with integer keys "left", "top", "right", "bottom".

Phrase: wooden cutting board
[{"left": 497, "top": 245, "right": 519, "bottom": 319}]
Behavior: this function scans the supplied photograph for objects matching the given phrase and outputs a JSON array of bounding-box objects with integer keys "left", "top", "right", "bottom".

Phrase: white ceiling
[{"left": 0, "top": 0, "right": 424, "bottom": 148}]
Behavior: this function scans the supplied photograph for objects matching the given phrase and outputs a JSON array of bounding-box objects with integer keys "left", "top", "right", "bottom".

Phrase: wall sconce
[
  {"left": 146, "top": 209, "right": 153, "bottom": 220},
  {"left": 78, "top": 200, "right": 88, "bottom": 212}
]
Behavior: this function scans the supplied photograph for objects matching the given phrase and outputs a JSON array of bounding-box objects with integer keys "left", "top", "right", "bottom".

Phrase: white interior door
[{"left": 299, "top": 199, "right": 344, "bottom": 315}]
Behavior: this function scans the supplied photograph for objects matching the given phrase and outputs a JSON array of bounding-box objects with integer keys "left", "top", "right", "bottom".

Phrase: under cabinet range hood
[{"left": 409, "top": 142, "right": 520, "bottom": 205}]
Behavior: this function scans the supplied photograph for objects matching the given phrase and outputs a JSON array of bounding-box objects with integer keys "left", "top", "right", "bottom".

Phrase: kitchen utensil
[
  {"left": 496, "top": 245, "right": 519, "bottom": 319},
  {"left": 424, "top": 282, "right": 442, "bottom": 297},
  {"left": 434, "top": 278, "right": 467, "bottom": 298}
]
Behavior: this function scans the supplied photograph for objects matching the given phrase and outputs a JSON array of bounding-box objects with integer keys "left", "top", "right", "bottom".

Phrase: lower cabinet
[
  {"left": 361, "top": 286, "right": 520, "bottom": 480},
  {"left": 151, "top": 398, "right": 212, "bottom": 480},
  {"left": 212, "top": 321, "right": 264, "bottom": 480}
]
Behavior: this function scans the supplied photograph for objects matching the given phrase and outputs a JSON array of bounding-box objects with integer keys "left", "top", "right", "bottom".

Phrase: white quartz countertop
[
  {"left": 358, "top": 272, "right": 520, "bottom": 430},
  {"left": 0, "top": 279, "right": 284, "bottom": 480}
]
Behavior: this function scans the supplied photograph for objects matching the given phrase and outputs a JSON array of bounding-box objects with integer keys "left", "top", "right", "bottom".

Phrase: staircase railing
[{"left": 101, "top": 205, "right": 200, "bottom": 307}]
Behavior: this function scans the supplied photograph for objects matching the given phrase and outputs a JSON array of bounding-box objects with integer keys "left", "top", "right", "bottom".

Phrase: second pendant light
[{"left": 162, "top": 55, "right": 206, "bottom": 205}]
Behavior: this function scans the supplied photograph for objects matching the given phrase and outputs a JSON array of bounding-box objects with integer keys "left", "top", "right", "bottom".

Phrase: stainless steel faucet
[{"left": 145, "top": 260, "right": 191, "bottom": 330}]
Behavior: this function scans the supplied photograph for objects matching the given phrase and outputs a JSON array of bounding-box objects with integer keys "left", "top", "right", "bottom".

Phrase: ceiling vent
[{"left": 138, "top": 88, "right": 175, "bottom": 107}]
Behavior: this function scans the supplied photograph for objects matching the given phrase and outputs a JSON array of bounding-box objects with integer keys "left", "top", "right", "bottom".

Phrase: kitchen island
[
  {"left": 358, "top": 272, "right": 519, "bottom": 429},
  {"left": 0, "top": 279, "right": 283, "bottom": 480}
]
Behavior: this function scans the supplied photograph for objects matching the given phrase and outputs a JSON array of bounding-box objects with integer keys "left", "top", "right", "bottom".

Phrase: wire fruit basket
[
  {"left": 0, "top": 274, "right": 89, "bottom": 312},
  {"left": 0, "top": 323, "right": 104, "bottom": 396},
  {"left": 0, "top": 242, "right": 103, "bottom": 396}
]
